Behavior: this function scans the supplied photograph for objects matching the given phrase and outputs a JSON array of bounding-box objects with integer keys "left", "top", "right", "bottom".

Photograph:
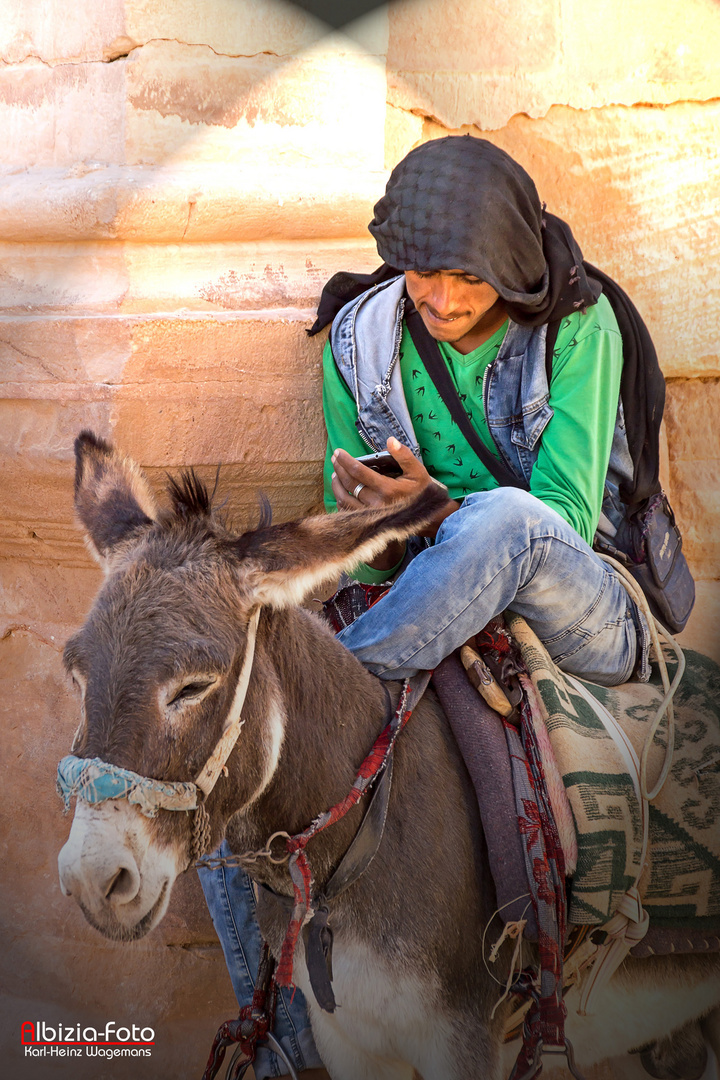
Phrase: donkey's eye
[{"left": 168, "top": 680, "right": 216, "bottom": 706}]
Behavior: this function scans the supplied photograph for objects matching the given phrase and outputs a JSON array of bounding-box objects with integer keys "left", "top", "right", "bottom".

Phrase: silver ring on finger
[{"left": 351, "top": 483, "right": 365, "bottom": 499}]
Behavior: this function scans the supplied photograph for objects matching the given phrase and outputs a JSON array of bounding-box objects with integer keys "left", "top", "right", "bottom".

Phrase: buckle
[{"left": 514, "top": 1037, "right": 586, "bottom": 1080}]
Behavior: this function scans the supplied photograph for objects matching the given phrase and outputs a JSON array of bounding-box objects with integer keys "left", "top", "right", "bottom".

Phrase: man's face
[{"left": 404, "top": 269, "right": 504, "bottom": 353}]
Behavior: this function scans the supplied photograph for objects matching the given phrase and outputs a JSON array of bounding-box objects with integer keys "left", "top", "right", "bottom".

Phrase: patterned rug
[{"left": 506, "top": 612, "right": 720, "bottom": 931}]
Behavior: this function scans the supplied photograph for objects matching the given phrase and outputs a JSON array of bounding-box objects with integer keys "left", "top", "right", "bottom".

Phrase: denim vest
[{"left": 329, "top": 275, "right": 634, "bottom": 543}]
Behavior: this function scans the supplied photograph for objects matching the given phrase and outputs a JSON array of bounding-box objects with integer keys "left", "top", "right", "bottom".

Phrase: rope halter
[{"left": 56, "top": 608, "right": 262, "bottom": 862}]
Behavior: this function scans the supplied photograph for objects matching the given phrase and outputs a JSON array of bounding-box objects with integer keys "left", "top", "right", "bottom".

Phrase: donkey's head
[{"left": 58, "top": 432, "right": 446, "bottom": 941}]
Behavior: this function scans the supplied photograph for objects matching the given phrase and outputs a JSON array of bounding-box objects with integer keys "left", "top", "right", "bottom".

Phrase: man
[
  {"left": 199, "top": 134, "right": 653, "bottom": 1077},
  {"left": 319, "top": 134, "right": 650, "bottom": 687}
]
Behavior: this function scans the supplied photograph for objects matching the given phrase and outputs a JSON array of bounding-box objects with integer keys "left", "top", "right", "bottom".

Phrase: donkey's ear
[
  {"left": 232, "top": 483, "right": 448, "bottom": 609},
  {"left": 74, "top": 430, "right": 158, "bottom": 567}
]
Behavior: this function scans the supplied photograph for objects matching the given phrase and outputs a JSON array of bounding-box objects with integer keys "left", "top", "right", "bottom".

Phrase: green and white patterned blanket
[{"left": 506, "top": 612, "right": 720, "bottom": 930}]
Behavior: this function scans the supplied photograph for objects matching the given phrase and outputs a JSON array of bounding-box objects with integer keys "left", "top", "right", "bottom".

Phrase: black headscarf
[
  {"left": 309, "top": 135, "right": 664, "bottom": 510},
  {"left": 310, "top": 136, "right": 600, "bottom": 333}
]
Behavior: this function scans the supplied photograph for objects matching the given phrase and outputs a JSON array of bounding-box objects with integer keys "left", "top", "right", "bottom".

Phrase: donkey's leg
[
  {"left": 310, "top": 1011, "right": 500, "bottom": 1080},
  {"left": 294, "top": 933, "right": 500, "bottom": 1080},
  {"left": 308, "top": 1017, "right": 415, "bottom": 1080},
  {"left": 638, "top": 1019, "right": 709, "bottom": 1080},
  {"left": 561, "top": 959, "right": 720, "bottom": 1069},
  {"left": 429, "top": 1019, "right": 504, "bottom": 1080}
]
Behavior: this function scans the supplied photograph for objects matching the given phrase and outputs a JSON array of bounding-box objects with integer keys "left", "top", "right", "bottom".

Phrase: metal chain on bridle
[{"left": 194, "top": 830, "right": 291, "bottom": 871}]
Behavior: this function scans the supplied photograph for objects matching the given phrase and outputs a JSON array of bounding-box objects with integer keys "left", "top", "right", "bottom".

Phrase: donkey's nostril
[{"left": 103, "top": 863, "right": 140, "bottom": 903}]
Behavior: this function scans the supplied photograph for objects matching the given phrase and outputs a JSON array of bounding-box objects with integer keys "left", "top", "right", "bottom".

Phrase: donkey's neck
[
  {"left": 258, "top": 605, "right": 391, "bottom": 823},
  {"left": 226, "top": 604, "right": 392, "bottom": 890}
]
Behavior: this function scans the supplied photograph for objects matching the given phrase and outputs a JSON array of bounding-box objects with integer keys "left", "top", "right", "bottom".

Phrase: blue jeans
[
  {"left": 197, "top": 844, "right": 324, "bottom": 1078},
  {"left": 337, "top": 488, "right": 649, "bottom": 684}
]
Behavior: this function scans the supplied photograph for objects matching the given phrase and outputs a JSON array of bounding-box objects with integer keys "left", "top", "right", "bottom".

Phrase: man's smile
[
  {"left": 422, "top": 305, "right": 465, "bottom": 324},
  {"left": 405, "top": 270, "right": 507, "bottom": 352}
]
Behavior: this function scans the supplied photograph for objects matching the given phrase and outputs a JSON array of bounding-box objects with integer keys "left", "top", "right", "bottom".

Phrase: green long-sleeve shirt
[{"left": 323, "top": 293, "right": 623, "bottom": 580}]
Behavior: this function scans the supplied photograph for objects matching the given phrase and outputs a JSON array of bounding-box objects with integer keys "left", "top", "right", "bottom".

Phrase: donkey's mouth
[{"left": 77, "top": 879, "right": 170, "bottom": 942}]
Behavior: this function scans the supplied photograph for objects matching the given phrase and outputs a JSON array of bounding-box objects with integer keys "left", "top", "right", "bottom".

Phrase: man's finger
[
  {"left": 386, "top": 437, "right": 423, "bottom": 477},
  {"left": 332, "top": 469, "right": 388, "bottom": 511},
  {"left": 331, "top": 448, "right": 394, "bottom": 495},
  {"left": 331, "top": 470, "right": 359, "bottom": 508}
]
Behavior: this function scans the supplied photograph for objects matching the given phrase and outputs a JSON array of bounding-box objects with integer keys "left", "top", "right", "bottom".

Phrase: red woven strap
[
  {"left": 276, "top": 849, "right": 314, "bottom": 986},
  {"left": 202, "top": 946, "right": 276, "bottom": 1080},
  {"left": 276, "top": 678, "right": 418, "bottom": 987}
]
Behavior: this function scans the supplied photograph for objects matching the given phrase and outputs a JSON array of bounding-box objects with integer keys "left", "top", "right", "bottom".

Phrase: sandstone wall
[{"left": 2, "top": 1, "right": 719, "bottom": 1077}]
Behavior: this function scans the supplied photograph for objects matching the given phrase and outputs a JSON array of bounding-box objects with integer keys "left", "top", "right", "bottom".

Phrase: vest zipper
[
  {"left": 383, "top": 297, "right": 406, "bottom": 390},
  {"left": 356, "top": 424, "right": 379, "bottom": 451},
  {"left": 482, "top": 360, "right": 499, "bottom": 457}
]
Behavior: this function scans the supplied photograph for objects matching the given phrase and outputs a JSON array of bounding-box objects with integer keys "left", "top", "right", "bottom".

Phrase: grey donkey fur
[{"left": 60, "top": 431, "right": 720, "bottom": 1080}]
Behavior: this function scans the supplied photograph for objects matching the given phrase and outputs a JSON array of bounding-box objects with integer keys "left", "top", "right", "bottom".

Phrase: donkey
[{"left": 58, "top": 433, "right": 720, "bottom": 1080}]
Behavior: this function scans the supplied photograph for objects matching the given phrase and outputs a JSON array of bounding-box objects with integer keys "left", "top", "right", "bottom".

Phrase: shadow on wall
[{"left": 1, "top": 4, "right": 398, "bottom": 1079}]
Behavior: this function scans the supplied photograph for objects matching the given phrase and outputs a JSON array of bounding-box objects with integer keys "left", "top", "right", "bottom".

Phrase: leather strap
[
  {"left": 260, "top": 750, "right": 395, "bottom": 1012},
  {"left": 195, "top": 607, "right": 261, "bottom": 798},
  {"left": 260, "top": 751, "right": 394, "bottom": 911},
  {"left": 264, "top": 675, "right": 431, "bottom": 1007},
  {"left": 324, "top": 753, "right": 394, "bottom": 901},
  {"left": 405, "top": 305, "right": 528, "bottom": 491},
  {"left": 545, "top": 318, "right": 561, "bottom": 385},
  {"left": 304, "top": 756, "right": 395, "bottom": 1011}
]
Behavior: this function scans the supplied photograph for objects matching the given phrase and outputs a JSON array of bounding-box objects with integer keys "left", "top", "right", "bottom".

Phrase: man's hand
[{"left": 331, "top": 437, "right": 459, "bottom": 550}]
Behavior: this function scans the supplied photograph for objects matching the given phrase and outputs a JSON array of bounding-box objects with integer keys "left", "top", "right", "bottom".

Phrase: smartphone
[{"left": 355, "top": 450, "right": 403, "bottom": 478}]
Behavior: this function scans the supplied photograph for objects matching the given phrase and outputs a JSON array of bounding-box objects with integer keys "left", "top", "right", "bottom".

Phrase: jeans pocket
[
  {"left": 543, "top": 568, "right": 638, "bottom": 685},
  {"left": 552, "top": 611, "right": 637, "bottom": 686}
]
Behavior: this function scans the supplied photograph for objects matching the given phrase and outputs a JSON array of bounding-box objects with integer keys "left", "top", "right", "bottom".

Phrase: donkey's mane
[
  {"left": 164, "top": 470, "right": 272, "bottom": 541},
  {"left": 166, "top": 469, "right": 214, "bottom": 519}
]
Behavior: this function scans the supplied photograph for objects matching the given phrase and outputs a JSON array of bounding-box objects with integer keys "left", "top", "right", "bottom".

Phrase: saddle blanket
[
  {"left": 506, "top": 611, "right": 720, "bottom": 933},
  {"left": 323, "top": 582, "right": 720, "bottom": 949}
]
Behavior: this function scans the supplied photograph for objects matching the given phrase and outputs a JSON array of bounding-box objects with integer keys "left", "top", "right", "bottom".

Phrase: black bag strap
[
  {"left": 544, "top": 318, "right": 561, "bottom": 386},
  {"left": 405, "top": 307, "right": 528, "bottom": 491}
]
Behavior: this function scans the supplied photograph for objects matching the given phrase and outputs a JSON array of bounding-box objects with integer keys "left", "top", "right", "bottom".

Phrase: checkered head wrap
[
  {"left": 369, "top": 135, "right": 549, "bottom": 313},
  {"left": 308, "top": 135, "right": 600, "bottom": 336}
]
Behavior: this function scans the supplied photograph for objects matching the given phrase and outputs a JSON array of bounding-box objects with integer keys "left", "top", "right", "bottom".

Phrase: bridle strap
[{"left": 195, "top": 607, "right": 261, "bottom": 799}]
